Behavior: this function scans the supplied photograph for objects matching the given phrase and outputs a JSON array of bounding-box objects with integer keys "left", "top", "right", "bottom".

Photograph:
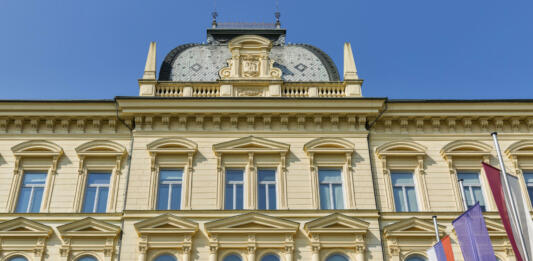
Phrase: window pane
[
  {"left": 7, "top": 256, "right": 28, "bottom": 261},
  {"left": 458, "top": 172, "right": 480, "bottom": 186},
  {"left": 393, "top": 187, "right": 406, "bottom": 212},
  {"left": 319, "top": 184, "right": 331, "bottom": 209},
  {"left": 223, "top": 255, "right": 242, "bottom": 261},
  {"left": 391, "top": 172, "right": 414, "bottom": 185},
  {"left": 16, "top": 172, "right": 46, "bottom": 213},
  {"left": 406, "top": 187, "right": 419, "bottom": 211},
  {"left": 472, "top": 186, "right": 486, "bottom": 211},
  {"left": 258, "top": 183, "right": 266, "bottom": 210},
  {"left": 160, "top": 169, "right": 183, "bottom": 181},
  {"left": 82, "top": 173, "right": 110, "bottom": 213},
  {"left": 170, "top": 184, "right": 182, "bottom": 210},
  {"left": 225, "top": 183, "right": 234, "bottom": 210},
  {"left": 268, "top": 184, "right": 277, "bottom": 210},
  {"left": 333, "top": 184, "right": 344, "bottom": 209},
  {"left": 524, "top": 173, "right": 533, "bottom": 206},
  {"left": 258, "top": 169, "right": 276, "bottom": 210},
  {"left": 261, "top": 254, "right": 280, "bottom": 261},
  {"left": 326, "top": 254, "right": 349, "bottom": 261},
  {"left": 319, "top": 169, "right": 342, "bottom": 183},
  {"left": 154, "top": 254, "right": 177, "bottom": 261},
  {"left": 406, "top": 255, "right": 427, "bottom": 261},
  {"left": 226, "top": 169, "right": 244, "bottom": 182},
  {"left": 76, "top": 256, "right": 98, "bottom": 261},
  {"left": 235, "top": 184, "right": 243, "bottom": 209},
  {"left": 157, "top": 184, "right": 170, "bottom": 210}
]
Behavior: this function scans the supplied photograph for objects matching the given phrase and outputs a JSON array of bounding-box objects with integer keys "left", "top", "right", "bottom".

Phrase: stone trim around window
[
  {"left": 134, "top": 214, "right": 199, "bottom": 261},
  {"left": 304, "top": 213, "right": 369, "bottom": 261},
  {"left": 213, "top": 136, "right": 290, "bottom": 210},
  {"left": 0, "top": 217, "right": 53, "bottom": 260},
  {"left": 304, "top": 137, "right": 356, "bottom": 210},
  {"left": 204, "top": 212, "right": 299, "bottom": 261},
  {"left": 440, "top": 140, "right": 493, "bottom": 211},
  {"left": 375, "top": 140, "right": 429, "bottom": 212},
  {"left": 73, "top": 140, "right": 127, "bottom": 213},
  {"left": 146, "top": 137, "right": 197, "bottom": 210},
  {"left": 57, "top": 217, "right": 121, "bottom": 261},
  {"left": 8, "top": 140, "right": 64, "bottom": 213},
  {"left": 505, "top": 140, "right": 533, "bottom": 210}
]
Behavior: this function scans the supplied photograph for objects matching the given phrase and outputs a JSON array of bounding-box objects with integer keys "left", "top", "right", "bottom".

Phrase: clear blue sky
[{"left": 1, "top": 0, "right": 532, "bottom": 100}]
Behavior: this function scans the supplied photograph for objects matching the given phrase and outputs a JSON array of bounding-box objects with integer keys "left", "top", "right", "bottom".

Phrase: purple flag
[{"left": 452, "top": 203, "right": 497, "bottom": 261}]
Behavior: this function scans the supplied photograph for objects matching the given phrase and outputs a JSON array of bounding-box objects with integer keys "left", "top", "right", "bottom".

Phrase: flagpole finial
[{"left": 491, "top": 131, "right": 498, "bottom": 136}]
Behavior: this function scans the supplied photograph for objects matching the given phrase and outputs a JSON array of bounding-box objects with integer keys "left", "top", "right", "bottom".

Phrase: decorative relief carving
[
  {"left": 235, "top": 87, "right": 266, "bottom": 97},
  {"left": 218, "top": 35, "right": 282, "bottom": 80}
]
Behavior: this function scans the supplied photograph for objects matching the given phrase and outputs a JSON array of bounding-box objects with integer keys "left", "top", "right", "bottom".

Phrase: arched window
[
  {"left": 154, "top": 254, "right": 177, "bottom": 261},
  {"left": 326, "top": 254, "right": 349, "bottom": 261},
  {"left": 261, "top": 254, "right": 280, "bottom": 261},
  {"left": 8, "top": 256, "right": 28, "bottom": 261},
  {"left": 405, "top": 255, "right": 427, "bottom": 261},
  {"left": 223, "top": 254, "right": 242, "bottom": 261},
  {"left": 76, "top": 256, "right": 98, "bottom": 261}
]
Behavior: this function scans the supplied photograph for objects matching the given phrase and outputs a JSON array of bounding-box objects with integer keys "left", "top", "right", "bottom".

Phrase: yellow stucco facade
[{"left": 0, "top": 26, "right": 531, "bottom": 261}]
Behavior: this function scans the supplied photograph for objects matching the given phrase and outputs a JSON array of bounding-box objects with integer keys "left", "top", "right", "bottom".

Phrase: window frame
[
  {"left": 73, "top": 140, "right": 127, "bottom": 213},
  {"left": 457, "top": 171, "right": 487, "bottom": 211},
  {"left": 304, "top": 138, "right": 356, "bottom": 210},
  {"left": 224, "top": 167, "right": 245, "bottom": 210},
  {"left": 213, "top": 136, "right": 290, "bottom": 210},
  {"left": 317, "top": 168, "right": 345, "bottom": 210},
  {"left": 156, "top": 168, "right": 184, "bottom": 210},
  {"left": 390, "top": 171, "right": 419, "bottom": 212},
  {"left": 441, "top": 140, "right": 493, "bottom": 211},
  {"left": 8, "top": 140, "right": 63, "bottom": 213},
  {"left": 147, "top": 137, "right": 197, "bottom": 210},
  {"left": 257, "top": 167, "right": 278, "bottom": 210},
  {"left": 376, "top": 141, "right": 429, "bottom": 212},
  {"left": 82, "top": 171, "right": 112, "bottom": 213},
  {"left": 15, "top": 171, "right": 48, "bottom": 213}
]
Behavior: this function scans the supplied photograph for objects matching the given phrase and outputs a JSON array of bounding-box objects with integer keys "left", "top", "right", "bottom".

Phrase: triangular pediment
[
  {"left": 205, "top": 213, "right": 298, "bottom": 235},
  {"left": 383, "top": 218, "right": 445, "bottom": 238},
  {"left": 304, "top": 213, "right": 369, "bottom": 235},
  {"left": 484, "top": 218, "right": 507, "bottom": 237},
  {"left": 57, "top": 217, "right": 120, "bottom": 238},
  {"left": 134, "top": 214, "right": 198, "bottom": 235},
  {"left": 213, "top": 136, "right": 289, "bottom": 153},
  {"left": 0, "top": 217, "right": 52, "bottom": 237}
]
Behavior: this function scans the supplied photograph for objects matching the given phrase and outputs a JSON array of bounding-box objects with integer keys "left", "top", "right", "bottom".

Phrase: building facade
[{"left": 0, "top": 25, "right": 532, "bottom": 261}]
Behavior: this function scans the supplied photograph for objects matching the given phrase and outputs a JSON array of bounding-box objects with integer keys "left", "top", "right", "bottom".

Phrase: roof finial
[
  {"left": 275, "top": 11, "right": 281, "bottom": 29},
  {"left": 211, "top": 11, "right": 218, "bottom": 28}
]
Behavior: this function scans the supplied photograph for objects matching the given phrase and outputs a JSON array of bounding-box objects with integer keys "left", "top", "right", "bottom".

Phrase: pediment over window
[
  {"left": 213, "top": 136, "right": 289, "bottom": 154},
  {"left": 205, "top": 212, "right": 299, "bottom": 235},
  {"left": 304, "top": 213, "right": 369, "bottom": 235},
  {"left": 484, "top": 218, "right": 507, "bottom": 237},
  {"left": 376, "top": 141, "right": 426, "bottom": 158},
  {"left": 303, "top": 138, "right": 354, "bottom": 154},
  {"left": 0, "top": 217, "right": 52, "bottom": 238},
  {"left": 441, "top": 140, "right": 492, "bottom": 159},
  {"left": 11, "top": 140, "right": 63, "bottom": 157},
  {"left": 75, "top": 140, "right": 127, "bottom": 157},
  {"left": 134, "top": 214, "right": 198, "bottom": 235},
  {"left": 506, "top": 140, "right": 533, "bottom": 157},
  {"left": 57, "top": 217, "right": 120, "bottom": 238},
  {"left": 383, "top": 218, "right": 445, "bottom": 238},
  {"left": 147, "top": 137, "right": 198, "bottom": 154}
]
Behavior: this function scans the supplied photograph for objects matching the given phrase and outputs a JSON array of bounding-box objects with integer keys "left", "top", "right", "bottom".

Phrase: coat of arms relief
[{"left": 219, "top": 35, "right": 282, "bottom": 80}]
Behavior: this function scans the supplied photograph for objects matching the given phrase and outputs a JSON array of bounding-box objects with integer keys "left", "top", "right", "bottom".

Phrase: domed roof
[{"left": 159, "top": 29, "right": 339, "bottom": 82}]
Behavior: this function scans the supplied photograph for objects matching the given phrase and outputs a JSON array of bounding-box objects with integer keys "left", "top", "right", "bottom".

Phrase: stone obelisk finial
[{"left": 343, "top": 42, "right": 358, "bottom": 80}]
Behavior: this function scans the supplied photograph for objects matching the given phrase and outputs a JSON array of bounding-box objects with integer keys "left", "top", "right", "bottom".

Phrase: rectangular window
[
  {"left": 157, "top": 169, "right": 183, "bottom": 210},
  {"left": 524, "top": 172, "right": 533, "bottom": 207},
  {"left": 391, "top": 172, "right": 418, "bottom": 212},
  {"left": 15, "top": 172, "right": 47, "bottom": 213},
  {"left": 258, "top": 168, "right": 276, "bottom": 210},
  {"left": 318, "top": 168, "right": 344, "bottom": 210},
  {"left": 225, "top": 169, "right": 244, "bottom": 210},
  {"left": 458, "top": 172, "right": 486, "bottom": 211},
  {"left": 82, "top": 172, "right": 111, "bottom": 213}
]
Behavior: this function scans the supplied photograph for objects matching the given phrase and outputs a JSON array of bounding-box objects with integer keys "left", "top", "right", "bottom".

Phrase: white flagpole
[
  {"left": 492, "top": 132, "right": 530, "bottom": 261},
  {"left": 458, "top": 179, "right": 468, "bottom": 210},
  {"left": 432, "top": 216, "right": 440, "bottom": 242}
]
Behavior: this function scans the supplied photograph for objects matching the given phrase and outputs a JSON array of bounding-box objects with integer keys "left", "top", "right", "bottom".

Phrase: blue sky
[{"left": 1, "top": 0, "right": 532, "bottom": 99}]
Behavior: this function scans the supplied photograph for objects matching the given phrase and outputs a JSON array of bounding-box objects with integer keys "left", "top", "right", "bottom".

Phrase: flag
[
  {"left": 483, "top": 162, "right": 533, "bottom": 261},
  {"left": 452, "top": 203, "right": 497, "bottom": 261},
  {"left": 427, "top": 235, "right": 455, "bottom": 261}
]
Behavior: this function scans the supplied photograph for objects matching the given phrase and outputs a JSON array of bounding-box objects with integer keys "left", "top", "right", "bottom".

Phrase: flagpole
[
  {"left": 432, "top": 216, "right": 440, "bottom": 242},
  {"left": 491, "top": 132, "right": 530, "bottom": 261},
  {"left": 458, "top": 179, "right": 468, "bottom": 210}
]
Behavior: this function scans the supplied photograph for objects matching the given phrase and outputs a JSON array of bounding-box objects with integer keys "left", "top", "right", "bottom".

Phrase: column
[
  {"left": 247, "top": 247, "right": 256, "bottom": 261},
  {"left": 284, "top": 246, "right": 294, "bottom": 261},
  {"left": 355, "top": 245, "right": 365, "bottom": 261},
  {"left": 182, "top": 246, "right": 191, "bottom": 261},
  {"left": 209, "top": 246, "right": 218, "bottom": 261},
  {"left": 312, "top": 246, "right": 320, "bottom": 261}
]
